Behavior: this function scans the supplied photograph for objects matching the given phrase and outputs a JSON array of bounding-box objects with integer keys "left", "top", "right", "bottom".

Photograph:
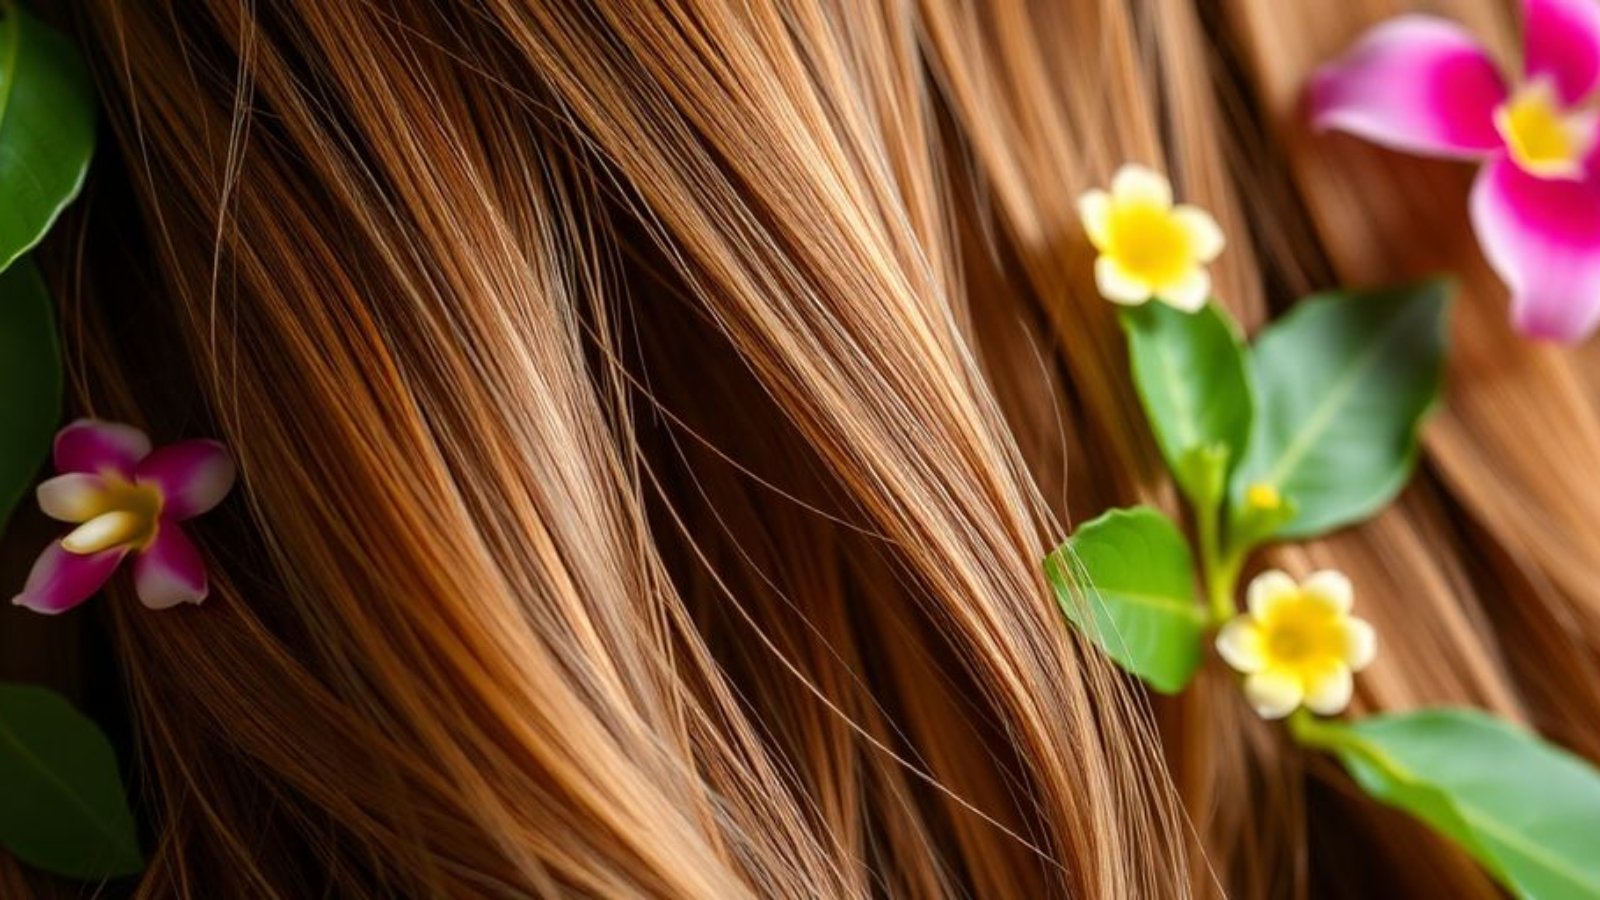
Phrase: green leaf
[
  {"left": 1307, "top": 709, "right": 1600, "bottom": 900},
  {"left": 1044, "top": 507, "right": 1205, "bottom": 694},
  {"left": 0, "top": 683, "right": 143, "bottom": 879},
  {"left": 1230, "top": 280, "right": 1451, "bottom": 541},
  {"left": 0, "top": 258, "right": 60, "bottom": 531},
  {"left": 0, "top": 2, "right": 97, "bottom": 273},
  {"left": 1120, "top": 303, "right": 1253, "bottom": 502}
]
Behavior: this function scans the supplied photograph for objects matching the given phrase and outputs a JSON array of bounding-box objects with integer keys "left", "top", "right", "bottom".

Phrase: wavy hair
[{"left": 0, "top": 0, "right": 1595, "bottom": 896}]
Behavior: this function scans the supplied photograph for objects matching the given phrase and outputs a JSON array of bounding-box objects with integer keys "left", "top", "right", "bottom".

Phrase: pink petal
[
  {"left": 1524, "top": 0, "right": 1600, "bottom": 105},
  {"left": 133, "top": 523, "right": 209, "bottom": 609},
  {"left": 135, "top": 440, "right": 236, "bottom": 520},
  {"left": 1310, "top": 16, "right": 1508, "bottom": 159},
  {"left": 54, "top": 420, "right": 152, "bottom": 478},
  {"left": 1470, "top": 155, "right": 1600, "bottom": 341},
  {"left": 11, "top": 543, "right": 126, "bottom": 615}
]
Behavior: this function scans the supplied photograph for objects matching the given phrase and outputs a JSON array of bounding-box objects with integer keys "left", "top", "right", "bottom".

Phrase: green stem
[
  {"left": 1204, "top": 547, "right": 1243, "bottom": 625},
  {"left": 1195, "top": 495, "right": 1243, "bottom": 625},
  {"left": 1287, "top": 708, "right": 1341, "bottom": 749}
]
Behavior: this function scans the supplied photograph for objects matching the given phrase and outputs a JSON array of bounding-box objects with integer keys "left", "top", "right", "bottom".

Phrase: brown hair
[{"left": 2, "top": 0, "right": 1596, "bottom": 896}]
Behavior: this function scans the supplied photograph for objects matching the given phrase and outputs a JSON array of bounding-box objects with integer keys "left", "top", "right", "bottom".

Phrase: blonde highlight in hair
[{"left": 0, "top": 0, "right": 1594, "bottom": 896}]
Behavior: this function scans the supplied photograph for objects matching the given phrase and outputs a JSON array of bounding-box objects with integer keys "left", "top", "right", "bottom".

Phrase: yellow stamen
[
  {"left": 1104, "top": 202, "right": 1196, "bottom": 287},
  {"left": 1259, "top": 599, "right": 1348, "bottom": 667},
  {"left": 1496, "top": 81, "right": 1591, "bottom": 179},
  {"left": 58, "top": 477, "right": 163, "bottom": 554}
]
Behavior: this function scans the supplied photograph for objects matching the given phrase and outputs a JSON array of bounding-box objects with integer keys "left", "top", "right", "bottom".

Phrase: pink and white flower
[
  {"left": 1311, "top": 0, "right": 1600, "bottom": 342},
  {"left": 12, "top": 420, "right": 235, "bottom": 614}
]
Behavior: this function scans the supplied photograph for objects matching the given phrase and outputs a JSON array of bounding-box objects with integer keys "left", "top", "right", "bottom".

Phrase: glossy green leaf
[
  {"left": 0, "top": 683, "right": 143, "bottom": 878},
  {"left": 1045, "top": 507, "right": 1205, "bottom": 694},
  {"left": 1230, "top": 280, "right": 1450, "bottom": 541},
  {"left": 0, "top": 258, "right": 59, "bottom": 531},
  {"left": 1307, "top": 709, "right": 1600, "bottom": 900},
  {"left": 0, "top": 2, "right": 96, "bottom": 273},
  {"left": 1120, "top": 303, "right": 1252, "bottom": 502}
]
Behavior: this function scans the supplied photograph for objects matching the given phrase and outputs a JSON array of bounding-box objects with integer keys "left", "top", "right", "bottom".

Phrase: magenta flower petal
[
  {"left": 133, "top": 523, "right": 209, "bottom": 609},
  {"left": 54, "top": 419, "right": 152, "bottom": 478},
  {"left": 1310, "top": 16, "right": 1508, "bottom": 159},
  {"left": 135, "top": 440, "right": 236, "bottom": 520},
  {"left": 1471, "top": 156, "right": 1600, "bottom": 341},
  {"left": 11, "top": 543, "right": 127, "bottom": 615},
  {"left": 1524, "top": 0, "right": 1600, "bottom": 105}
]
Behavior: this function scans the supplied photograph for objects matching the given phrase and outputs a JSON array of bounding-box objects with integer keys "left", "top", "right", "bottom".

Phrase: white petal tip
[
  {"left": 1303, "top": 666, "right": 1356, "bottom": 716},
  {"left": 1345, "top": 618, "right": 1379, "bottom": 671},
  {"left": 1302, "top": 570, "right": 1355, "bottom": 613},
  {"left": 1094, "top": 257, "right": 1154, "bottom": 305},
  {"left": 1246, "top": 570, "right": 1300, "bottom": 619},
  {"left": 1216, "top": 619, "right": 1266, "bottom": 674}
]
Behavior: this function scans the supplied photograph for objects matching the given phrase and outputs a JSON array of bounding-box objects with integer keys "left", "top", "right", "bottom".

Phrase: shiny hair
[{"left": 4, "top": 0, "right": 1596, "bottom": 896}]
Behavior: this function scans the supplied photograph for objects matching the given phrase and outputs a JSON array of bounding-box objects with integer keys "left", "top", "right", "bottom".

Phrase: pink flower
[
  {"left": 1311, "top": 0, "right": 1600, "bottom": 342},
  {"left": 12, "top": 420, "right": 235, "bottom": 614}
]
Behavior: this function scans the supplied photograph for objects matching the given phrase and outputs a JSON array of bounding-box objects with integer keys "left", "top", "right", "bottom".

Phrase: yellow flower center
[
  {"left": 1246, "top": 482, "right": 1282, "bottom": 511},
  {"left": 1496, "top": 82, "right": 1591, "bottom": 179},
  {"left": 1259, "top": 597, "right": 1347, "bottom": 670},
  {"left": 60, "top": 477, "right": 163, "bottom": 555},
  {"left": 1105, "top": 201, "right": 1196, "bottom": 286}
]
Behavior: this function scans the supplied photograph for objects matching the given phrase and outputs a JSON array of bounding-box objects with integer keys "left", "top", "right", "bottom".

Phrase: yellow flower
[
  {"left": 1245, "top": 482, "right": 1282, "bottom": 511},
  {"left": 1076, "top": 164, "right": 1225, "bottom": 312},
  {"left": 1215, "top": 570, "right": 1377, "bottom": 719}
]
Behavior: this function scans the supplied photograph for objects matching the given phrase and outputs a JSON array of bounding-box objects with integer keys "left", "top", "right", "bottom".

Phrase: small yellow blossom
[
  {"left": 1076, "top": 164, "right": 1225, "bottom": 312},
  {"left": 1245, "top": 482, "right": 1282, "bottom": 511},
  {"left": 1215, "top": 569, "right": 1377, "bottom": 720}
]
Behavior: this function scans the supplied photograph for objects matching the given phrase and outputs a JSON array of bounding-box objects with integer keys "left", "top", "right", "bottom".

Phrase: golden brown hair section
[
  {"left": 0, "top": 0, "right": 1595, "bottom": 897},
  {"left": 20, "top": 0, "right": 1189, "bottom": 896}
]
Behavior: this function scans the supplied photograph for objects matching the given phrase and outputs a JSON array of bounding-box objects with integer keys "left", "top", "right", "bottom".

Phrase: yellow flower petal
[
  {"left": 1172, "top": 206, "right": 1225, "bottom": 261},
  {"left": 62, "top": 511, "right": 146, "bottom": 554},
  {"left": 1216, "top": 617, "right": 1266, "bottom": 673},
  {"left": 1343, "top": 617, "right": 1378, "bottom": 671},
  {"left": 1110, "top": 163, "right": 1172, "bottom": 207},
  {"left": 1155, "top": 267, "right": 1210, "bottom": 312},
  {"left": 1094, "top": 256, "right": 1153, "bottom": 305},
  {"left": 37, "top": 473, "right": 109, "bottom": 524},
  {"left": 1302, "top": 663, "right": 1354, "bottom": 716},
  {"left": 1077, "top": 189, "right": 1113, "bottom": 250},
  {"left": 1246, "top": 569, "right": 1299, "bottom": 620},
  {"left": 1244, "top": 669, "right": 1303, "bottom": 720},
  {"left": 1301, "top": 570, "right": 1353, "bottom": 614}
]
